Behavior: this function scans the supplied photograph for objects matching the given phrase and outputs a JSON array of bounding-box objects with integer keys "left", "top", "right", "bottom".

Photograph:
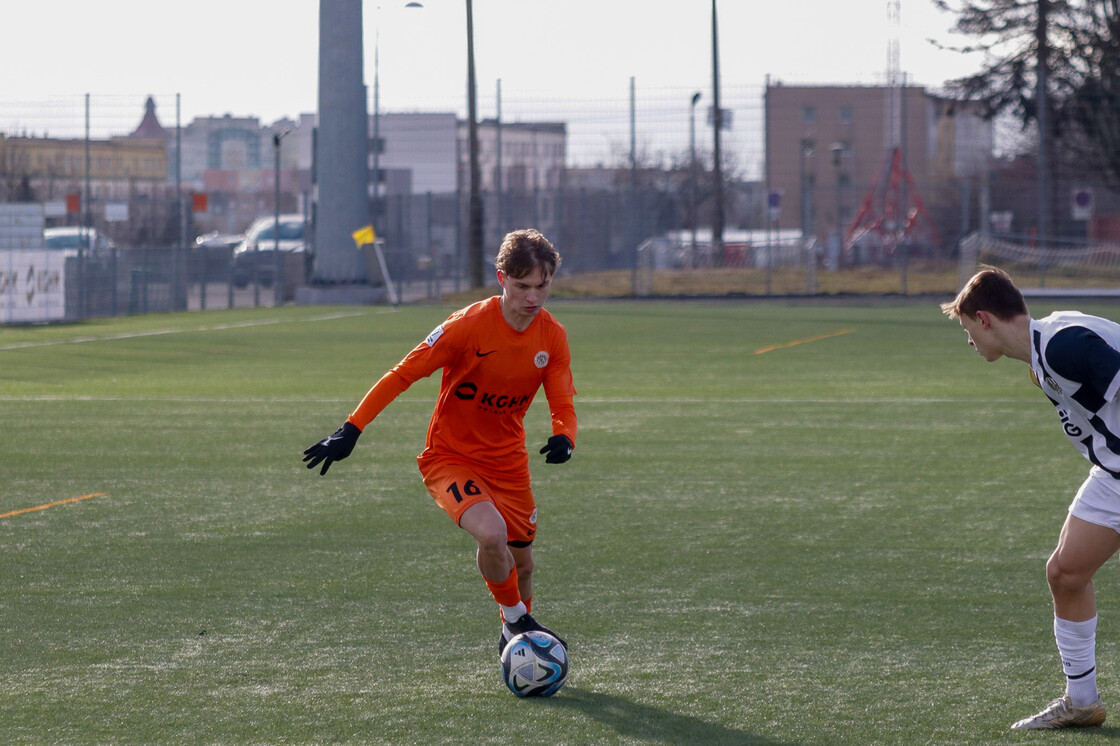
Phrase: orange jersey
[{"left": 347, "top": 296, "right": 577, "bottom": 480}]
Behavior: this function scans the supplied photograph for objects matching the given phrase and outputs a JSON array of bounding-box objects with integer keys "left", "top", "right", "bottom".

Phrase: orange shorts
[{"left": 418, "top": 458, "right": 538, "bottom": 546}]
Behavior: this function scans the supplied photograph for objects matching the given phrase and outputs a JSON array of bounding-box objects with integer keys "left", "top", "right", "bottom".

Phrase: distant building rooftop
[{"left": 131, "top": 96, "right": 166, "bottom": 140}]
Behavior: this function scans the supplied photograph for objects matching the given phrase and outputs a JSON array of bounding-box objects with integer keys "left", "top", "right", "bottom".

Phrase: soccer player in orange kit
[{"left": 303, "top": 228, "right": 576, "bottom": 655}]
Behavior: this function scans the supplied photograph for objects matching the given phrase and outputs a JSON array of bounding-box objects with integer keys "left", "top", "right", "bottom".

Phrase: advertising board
[{"left": 1, "top": 250, "right": 66, "bottom": 323}]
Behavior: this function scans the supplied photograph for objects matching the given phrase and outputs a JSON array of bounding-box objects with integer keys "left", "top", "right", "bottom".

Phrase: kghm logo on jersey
[
  {"left": 534, "top": 351, "right": 549, "bottom": 368},
  {"left": 454, "top": 381, "right": 532, "bottom": 413}
]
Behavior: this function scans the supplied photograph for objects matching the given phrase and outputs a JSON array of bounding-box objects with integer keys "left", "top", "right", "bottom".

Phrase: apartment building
[{"left": 765, "top": 83, "right": 992, "bottom": 256}]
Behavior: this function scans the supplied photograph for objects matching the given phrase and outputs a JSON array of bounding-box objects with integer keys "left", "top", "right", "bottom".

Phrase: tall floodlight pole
[
  {"left": 466, "top": 0, "right": 485, "bottom": 288},
  {"left": 710, "top": 0, "right": 725, "bottom": 267}
]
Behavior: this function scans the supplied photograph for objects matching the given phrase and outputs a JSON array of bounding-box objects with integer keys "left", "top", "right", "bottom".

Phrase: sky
[{"left": 1, "top": 1, "right": 987, "bottom": 166}]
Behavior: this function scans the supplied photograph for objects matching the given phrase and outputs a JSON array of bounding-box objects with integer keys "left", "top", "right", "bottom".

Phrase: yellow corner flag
[{"left": 351, "top": 224, "right": 377, "bottom": 249}]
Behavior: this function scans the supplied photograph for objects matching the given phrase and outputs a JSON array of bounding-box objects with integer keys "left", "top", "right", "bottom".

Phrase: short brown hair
[
  {"left": 495, "top": 229, "right": 561, "bottom": 279},
  {"left": 940, "top": 265, "right": 1029, "bottom": 321}
]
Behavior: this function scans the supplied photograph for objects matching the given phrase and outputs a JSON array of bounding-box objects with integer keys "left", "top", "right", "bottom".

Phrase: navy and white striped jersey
[{"left": 1031, "top": 311, "right": 1120, "bottom": 478}]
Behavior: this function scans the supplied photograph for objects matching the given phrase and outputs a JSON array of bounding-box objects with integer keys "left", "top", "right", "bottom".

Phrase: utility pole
[{"left": 710, "top": 0, "right": 725, "bottom": 267}]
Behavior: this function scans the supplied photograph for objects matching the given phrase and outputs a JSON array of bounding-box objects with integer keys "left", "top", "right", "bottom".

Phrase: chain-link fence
[{"left": 2, "top": 85, "right": 1112, "bottom": 322}]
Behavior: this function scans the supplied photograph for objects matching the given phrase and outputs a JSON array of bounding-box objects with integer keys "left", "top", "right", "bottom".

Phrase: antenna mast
[
  {"left": 886, "top": 0, "right": 901, "bottom": 148},
  {"left": 843, "top": 0, "right": 940, "bottom": 272}
]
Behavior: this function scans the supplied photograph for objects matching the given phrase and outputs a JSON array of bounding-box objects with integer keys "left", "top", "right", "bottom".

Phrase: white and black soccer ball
[{"left": 499, "top": 630, "right": 568, "bottom": 697}]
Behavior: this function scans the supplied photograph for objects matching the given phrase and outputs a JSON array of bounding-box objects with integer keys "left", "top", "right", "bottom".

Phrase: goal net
[{"left": 959, "top": 232, "right": 1120, "bottom": 292}]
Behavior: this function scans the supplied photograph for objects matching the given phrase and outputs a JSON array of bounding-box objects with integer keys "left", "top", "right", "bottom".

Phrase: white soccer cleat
[{"left": 1010, "top": 695, "right": 1106, "bottom": 730}]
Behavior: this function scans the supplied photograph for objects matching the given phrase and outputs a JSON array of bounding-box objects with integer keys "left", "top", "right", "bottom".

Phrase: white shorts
[{"left": 1069, "top": 468, "right": 1120, "bottom": 532}]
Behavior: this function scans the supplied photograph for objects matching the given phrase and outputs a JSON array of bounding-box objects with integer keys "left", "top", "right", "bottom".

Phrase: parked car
[
  {"left": 43, "top": 226, "right": 116, "bottom": 254},
  {"left": 193, "top": 231, "right": 244, "bottom": 284},
  {"left": 194, "top": 231, "right": 243, "bottom": 250},
  {"left": 232, "top": 214, "right": 308, "bottom": 288}
]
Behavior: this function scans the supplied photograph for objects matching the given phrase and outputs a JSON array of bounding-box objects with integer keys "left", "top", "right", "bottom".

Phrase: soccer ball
[{"left": 499, "top": 630, "right": 568, "bottom": 697}]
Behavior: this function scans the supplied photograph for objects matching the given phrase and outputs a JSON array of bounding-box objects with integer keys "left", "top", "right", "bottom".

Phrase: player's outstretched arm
[
  {"left": 539, "top": 434, "right": 573, "bottom": 464},
  {"left": 303, "top": 422, "right": 362, "bottom": 475}
]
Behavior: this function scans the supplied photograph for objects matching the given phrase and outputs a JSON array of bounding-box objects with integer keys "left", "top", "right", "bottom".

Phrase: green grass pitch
[{"left": 3, "top": 297, "right": 1120, "bottom": 744}]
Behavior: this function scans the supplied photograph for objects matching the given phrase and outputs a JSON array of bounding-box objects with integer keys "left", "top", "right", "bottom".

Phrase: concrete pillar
[{"left": 314, "top": 0, "right": 371, "bottom": 285}]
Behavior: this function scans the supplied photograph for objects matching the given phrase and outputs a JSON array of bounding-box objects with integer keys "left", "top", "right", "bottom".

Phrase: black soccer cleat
[{"left": 502, "top": 612, "right": 567, "bottom": 651}]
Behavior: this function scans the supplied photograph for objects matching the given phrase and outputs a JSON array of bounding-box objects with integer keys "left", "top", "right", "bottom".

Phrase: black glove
[
  {"left": 303, "top": 422, "right": 361, "bottom": 475},
  {"left": 539, "top": 434, "right": 573, "bottom": 464}
]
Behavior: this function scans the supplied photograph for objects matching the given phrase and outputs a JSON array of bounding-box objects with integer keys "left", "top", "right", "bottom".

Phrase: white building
[
  {"left": 467, "top": 119, "right": 566, "bottom": 192},
  {"left": 370, "top": 112, "right": 458, "bottom": 195},
  {"left": 368, "top": 113, "right": 567, "bottom": 197}
]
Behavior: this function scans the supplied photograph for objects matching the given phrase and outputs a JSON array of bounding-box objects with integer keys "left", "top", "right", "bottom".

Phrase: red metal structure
[{"left": 843, "top": 146, "right": 939, "bottom": 257}]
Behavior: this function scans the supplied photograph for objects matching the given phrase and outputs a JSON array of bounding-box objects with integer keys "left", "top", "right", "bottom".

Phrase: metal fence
[
  {"left": 45, "top": 183, "right": 696, "bottom": 319},
  {"left": 2, "top": 163, "right": 1054, "bottom": 322},
  {"left": 3, "top": 87, "right": 1107, "bottom": 321}
]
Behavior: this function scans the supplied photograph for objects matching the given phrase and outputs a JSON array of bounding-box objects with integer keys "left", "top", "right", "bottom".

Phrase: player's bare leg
[
  {"left": 510, "top": 545, "right": 534, "bottom": 603},
  {"left": 459, "top": 501, "right": 515, "bottom": 584},
  {"left": 1012, "top": 515, "right": 1120, "bottom": 730},
  {"left": 1047, "top": 515, "right": 1120, "bottom": 622},
  {"left": 459, "top": 503, "right": 563, "bottom": 653}
]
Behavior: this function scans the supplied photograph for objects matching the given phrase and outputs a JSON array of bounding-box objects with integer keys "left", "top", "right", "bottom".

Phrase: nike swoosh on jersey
[{"left": 475, "top": 350, "right": 497, "bottom": 357}]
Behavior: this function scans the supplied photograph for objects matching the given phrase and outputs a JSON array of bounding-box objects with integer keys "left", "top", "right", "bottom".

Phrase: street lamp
[
  {"left": 830, "top": 141, "right": 844, "bottom": 269},
  {"left": 273, "top": 126, "right": 292, "bottom": 307},
  {"left": 376, "top": 1, "right": 479, "bottom": 288},
  {"left": 689, "top": 91, "right": 701, "bottom": 265},
  {"left": 465, "top": 0, "right": 484, "bottom": 288},
  {"left": 800, "top": 138, "right": 818, "bottom": 293},
  {"left": 373, "top": 3, "right": 424, "bottom": 218},
  {"left": 799, "top": 138, "right": 816, "bottom": 243}
]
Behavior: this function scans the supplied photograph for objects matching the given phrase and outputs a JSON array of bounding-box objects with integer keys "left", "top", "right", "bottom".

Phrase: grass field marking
[
  {"left": 0, "top": 394, "right": 1030, "bottom": 405},
  {"left": 0, "top": 310, "right": 378, "bottom": 351},
  {"left": 0, "top": 492, "right": 107, "bottom": 520},
  {"left": 753, "top": 327, "right": 857, "bottom": 355}
]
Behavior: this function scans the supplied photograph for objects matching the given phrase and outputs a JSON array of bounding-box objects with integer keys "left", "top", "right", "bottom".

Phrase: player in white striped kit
[{"left": 942, "top": 266, "right": 1120, "bottom": 730}]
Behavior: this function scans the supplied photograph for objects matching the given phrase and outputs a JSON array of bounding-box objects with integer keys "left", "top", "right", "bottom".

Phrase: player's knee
[
  {"left": 1046, "top": 554, "right": 1090, "bottom": 594},
  {"left": 475, "top": 530, "right": 509, "bottom": 557}
]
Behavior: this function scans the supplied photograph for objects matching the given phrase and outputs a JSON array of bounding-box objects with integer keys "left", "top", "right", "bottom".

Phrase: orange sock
[
  {"left": 485, "top": 567, "right": 521, "bottom": 608},
  {"left": 524, "top": 596, "right": 532, "bottom": 613}
]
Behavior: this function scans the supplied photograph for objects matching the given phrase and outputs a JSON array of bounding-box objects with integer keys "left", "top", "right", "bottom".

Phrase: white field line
[
  {"left": 0, "top": 395, "right": 1028, "bottom": 405},
  {"left": 0, "top": 310, "right": 380, "bottom": 351}
]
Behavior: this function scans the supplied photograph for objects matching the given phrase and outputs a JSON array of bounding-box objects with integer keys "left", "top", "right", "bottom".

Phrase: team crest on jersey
[
  {"left": 1045, "top": 375, "right": 1063, "bottom": 394},
  {"left": 534, "top": 351, "right": 549, "bottom": 368},
  {"left": 425, "top": 325, "right": 445, "bottom": 347}
]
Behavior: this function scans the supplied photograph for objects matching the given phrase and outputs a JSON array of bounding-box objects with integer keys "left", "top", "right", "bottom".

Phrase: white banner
[
  {"left": 1, "top": 250, "right": 67, "bottom": 323},
  {"left": 105, "top": 202, "right": 129, "bottom": 222}
]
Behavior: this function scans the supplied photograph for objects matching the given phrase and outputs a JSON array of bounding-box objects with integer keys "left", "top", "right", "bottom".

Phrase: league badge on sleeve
[{"left": 425, "top": 325, "right": 445, "bottom": 347}]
